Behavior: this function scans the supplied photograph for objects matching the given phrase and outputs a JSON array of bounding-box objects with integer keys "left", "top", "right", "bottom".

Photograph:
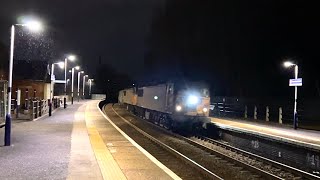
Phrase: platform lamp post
[
  {"left": 82, "top": 75, "right": 88, "bottom": 99},
  {"left": 77, "top": 71, "right": 84, "bottom": 102},
  {"left": 71, "top": 66, "right": 80, "bottom": 105},
  {"left": 284, "top": 61, "right": 299, "bottom": 129},
  {"left": 49, "top": 61, "right": 64, "bottom": 116},
  {"left": 5, "top": 19, "right": 43, "bottom": 146},
  {"left": 88, "top": 79, "right": 94, "bottom": 97},
  {"left": 64, "top": 55, "right": 76, "bottom": 109}
]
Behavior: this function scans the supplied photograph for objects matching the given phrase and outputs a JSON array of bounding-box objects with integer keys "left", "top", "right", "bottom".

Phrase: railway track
[
  {"left": 104, "top": 104, "right": 319, "bottom": 179},
  {"left": 104, "top": 105, "right": 216, "bottom": 180},
  {"left": 188, "top": 135, "right": 320, "bottom": 180}
]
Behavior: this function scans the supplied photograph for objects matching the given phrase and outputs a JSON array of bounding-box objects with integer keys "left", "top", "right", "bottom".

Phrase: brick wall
[{"left": 12, "top": 80, "right": 50, "bottom": 101}]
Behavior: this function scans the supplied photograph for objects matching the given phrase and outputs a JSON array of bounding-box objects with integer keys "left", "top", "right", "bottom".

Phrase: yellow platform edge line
[
  {"left": 98, "top": 103, "right": 182, "bottom": 180},
  {"left": 85, "top": 104, "right": 127, "bottom": 180}
]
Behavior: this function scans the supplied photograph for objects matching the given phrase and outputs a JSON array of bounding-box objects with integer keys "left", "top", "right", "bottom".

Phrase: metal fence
[
  {"left": 29, "top": 98, "right": 60, "bottom": 120},
  {"left": 10, "top": 98, "right": 61, "bottom": 120},
  {"left": 210, "top": 96, "right": 320, "bottom": 130}
]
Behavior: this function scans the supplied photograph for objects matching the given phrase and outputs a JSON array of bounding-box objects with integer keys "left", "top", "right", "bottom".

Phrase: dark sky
[
  {"left": 0, "top": 0, "right": 164, "bottom": 77},
  {"left": 1, "top": 0, "right": 320, "bottom": 98}
]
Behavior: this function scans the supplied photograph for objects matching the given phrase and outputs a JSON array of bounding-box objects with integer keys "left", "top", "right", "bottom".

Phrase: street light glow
[
  {"left": 284, "top": 61, "right": 295, "bottom": 68},
  {"left": 68, "top": 55, "right": 76, "bottom": 61},
  {"left": 81, "top": 71, "right": 84, "bottom": 73},
  {"left": 56, "top": 61, "right": 65, "bottom": 69},
  {"left": 75, "top": 66, "right": 80, "bottom": 70},
  {"left": 24, "top": 20, "right": 43, "bottom": 32}
]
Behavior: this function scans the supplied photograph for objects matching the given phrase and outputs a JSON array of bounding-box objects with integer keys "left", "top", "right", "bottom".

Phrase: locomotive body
[{"left": 118, "top": 82, "right": 210, "bottom": 130}]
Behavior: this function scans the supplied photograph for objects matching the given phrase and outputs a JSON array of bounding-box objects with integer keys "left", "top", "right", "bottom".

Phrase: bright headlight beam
[
  {"left": 187, "top": 95, "right": 199, "bottom": 105},
  {"left": 176, "top": 105, "right": 182, "bottom": 111}
]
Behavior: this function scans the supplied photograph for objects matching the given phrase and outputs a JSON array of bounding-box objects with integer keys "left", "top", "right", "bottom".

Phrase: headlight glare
[
  {"left": 176, "top": 105, "right": 182, "bottom": 112},
  {"left": 187, "top": 95, "right": 199, "bottom": 105}
]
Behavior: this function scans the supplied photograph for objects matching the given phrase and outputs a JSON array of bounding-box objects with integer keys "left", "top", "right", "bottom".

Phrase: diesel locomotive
[{"left": 118, "top": 82, "right": 211, "bottom": 131}]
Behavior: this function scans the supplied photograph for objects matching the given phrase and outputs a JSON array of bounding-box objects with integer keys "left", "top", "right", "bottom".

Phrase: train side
[
  {"left": 118, "top": 82, "right": 211, "bottom": 131},
  {"left": 118, "top": 88, "right": 136, "bottom": 105},
  {"left": 136, "top": 84, "right": 173, "bottom": 113}
]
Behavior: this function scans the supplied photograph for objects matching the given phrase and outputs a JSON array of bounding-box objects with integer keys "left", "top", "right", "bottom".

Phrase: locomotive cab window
[
  {"left": 137, "top": 89, "right": 144, "bottom": 97},
  {"left": 203, "top": 89, "right": 209, "bottom": 97},
  {"left": 167, "top": 84, "right": 174, "bottom": 94}
]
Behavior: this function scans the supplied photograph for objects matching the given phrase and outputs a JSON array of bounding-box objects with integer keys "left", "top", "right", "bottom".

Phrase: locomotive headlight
[
  {"left": 203, "top": 107, "right": 208, "bottom": 113},
  {"left": 176, "top": 105, "right": 182, "bottom": 112},
  {"left": 187, "top": 95, "right": 199, "bottom": 105}
]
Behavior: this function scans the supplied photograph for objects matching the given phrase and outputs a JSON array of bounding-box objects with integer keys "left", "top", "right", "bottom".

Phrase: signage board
[{"left": 289, "top": 78, "right": 302, "bottom": 86}]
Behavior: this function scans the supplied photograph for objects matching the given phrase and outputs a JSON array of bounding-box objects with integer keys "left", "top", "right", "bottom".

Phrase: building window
[{"left": 123, "top": 91, "right": 126, "bottom": 96}]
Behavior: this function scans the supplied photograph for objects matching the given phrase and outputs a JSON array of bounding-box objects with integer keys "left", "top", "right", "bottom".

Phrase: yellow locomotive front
[{"left": 174, "top": 88, "right": 210, "bottom": 117}]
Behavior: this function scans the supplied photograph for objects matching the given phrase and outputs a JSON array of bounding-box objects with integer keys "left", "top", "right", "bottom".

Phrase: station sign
[{"left": 289, "top": 78, "right": 302, "bottom": 86}]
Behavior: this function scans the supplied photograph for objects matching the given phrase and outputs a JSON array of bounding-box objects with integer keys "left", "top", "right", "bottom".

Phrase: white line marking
[
  {"left": 97, "top": 103, "right": 182, "bottom": 180},
  {"left": 214, "top": 122, "right": 320, "bottom": 150}
]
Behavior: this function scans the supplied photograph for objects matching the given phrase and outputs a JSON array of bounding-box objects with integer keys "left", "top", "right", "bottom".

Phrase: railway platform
[
  {"left": 211, "top": 117, "right": 320, "bottom": 150},
  {"left": 0, "top": 100, "right": 179, "bottom": 180}
]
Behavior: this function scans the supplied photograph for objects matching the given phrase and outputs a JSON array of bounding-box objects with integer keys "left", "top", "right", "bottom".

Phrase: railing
[
  {"left": 210, "top": 97, "right": 299, "bottom": 125},
  {"left": 209, "top": 96, "right": 320, "bottom": 130},
  {"left": 29, "top": 98, "right": 60, "bottom": 120}
]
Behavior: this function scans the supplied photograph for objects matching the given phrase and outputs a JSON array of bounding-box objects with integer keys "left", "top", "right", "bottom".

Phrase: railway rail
[
  {"left": 188, "top": 136, "right": 319, "bottom": 180},
  {"left": 104, "top": 104, "right": 319, "bottom": 179}
]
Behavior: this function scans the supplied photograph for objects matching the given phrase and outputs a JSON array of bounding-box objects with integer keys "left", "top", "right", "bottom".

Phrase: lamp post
[
  {"left": 77, "top": 71, "right": 84, "bottom": 102},
  {"left": 284, "top": 61, "right": 299, "bottom": 129},
  {"left": 49, "top": 61, "right": 64, "bottom": 116},
  {"left": 5, "top": 20, "right": 42, "bottom": 146},
  {"left": 64, "top": 55, "right": 76, "bottom": 108},
  {"left": 71, "top": 66, "right": 80, "bottom": 104},
  {"left": 83, "top": 75, "right": 88, "bottom": 99},
  {"left": 50, "top": 62, "right": 64, "bottom": 99},
  {"left": 88, "top": 79, "right": 94, "bottom": 97}
]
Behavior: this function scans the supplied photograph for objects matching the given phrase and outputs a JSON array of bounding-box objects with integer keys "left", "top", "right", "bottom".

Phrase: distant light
[
  {"left": 284, "top": 61, "right": 295, "bottom": 68},
  {"left": 56, "top": 62, "right": 64, "bottom": 69},
  {"left": 85, "top": 75, "right": 88, "bottom": 77},
  {"left": 154, "top": 96, "right": 158, "bottom": 100},
  {"left": 81, "top": 71, "right": 84, "bottom": 73},
  {"left": 67, "top": 79, "right": 70, "bottom": 82},
  {"left": 187, "top": 95, "right": 199, "bottom": 105},
  {"left": 69, "top": 70, "right": 72, "bottom": 73},
  {"left": 75, "top": 66, "right": 80, "bottom": 70},
  {"left": 25, "top": 21, "right": 43, "bottom": 32},
  {"left": 68, "top": 55, "right": 76, "bottom": 61},
  {"left": 176, "top": 105, "right": 182, "bottom": 112},
  {"left": 133, "top": 83, "right": 135, "bottom": 86},
  {"left": 203, "top": 107, "right": 208, "bottom": 113}
]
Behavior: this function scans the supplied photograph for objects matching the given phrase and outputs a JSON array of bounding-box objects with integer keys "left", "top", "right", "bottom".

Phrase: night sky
[{"left": 0, "top": 0, "right": 319, "bottom": 99}]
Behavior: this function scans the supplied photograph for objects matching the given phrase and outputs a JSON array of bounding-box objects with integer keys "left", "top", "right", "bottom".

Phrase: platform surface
[
  {"left": 211, "top": 117, "right": 320, "bottom": 150},
  {"left": 0, "top": 100, "right": 179, "bottom": 180}
]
